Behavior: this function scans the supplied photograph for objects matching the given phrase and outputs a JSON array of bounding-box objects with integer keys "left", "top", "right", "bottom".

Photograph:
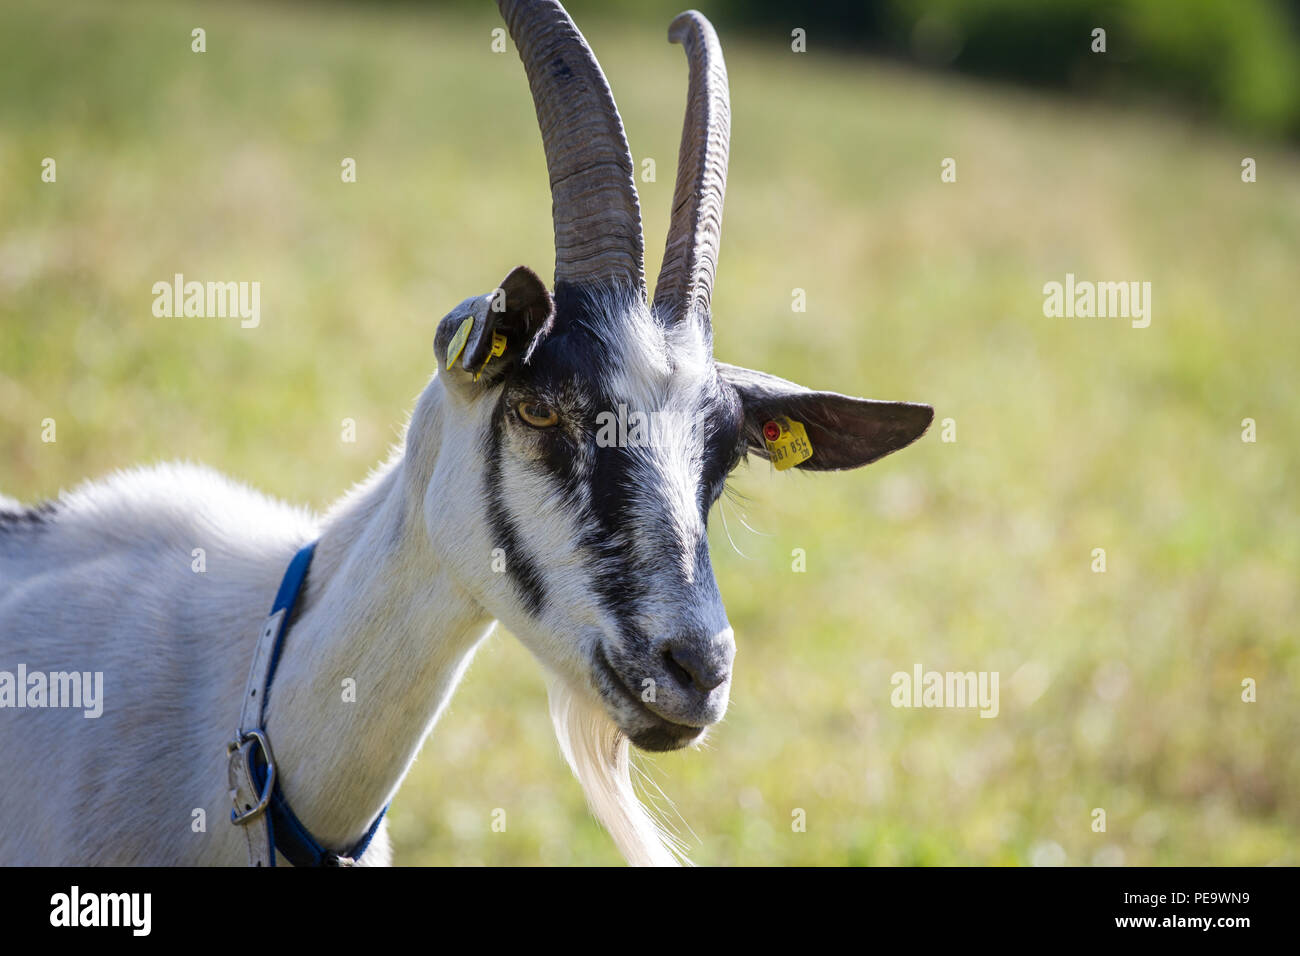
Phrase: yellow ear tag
[
  {"left": 762, "top": 416, "right": 813, "bottom": 470},
  {"left": 472, "top": 331, "right": 508, "bottom": 382},
  {"left": 445, "top": 316, "right": 474, "bottom": 370}
]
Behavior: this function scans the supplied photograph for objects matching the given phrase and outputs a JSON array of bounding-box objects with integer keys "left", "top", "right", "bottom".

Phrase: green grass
[{"left": 1, "top": 0, "right": 1297, "bottom": 865}]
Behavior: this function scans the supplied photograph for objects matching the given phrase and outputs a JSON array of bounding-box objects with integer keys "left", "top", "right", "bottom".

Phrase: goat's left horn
[{"left": 653, "top": 10, "right": 731, "bottom": 325}]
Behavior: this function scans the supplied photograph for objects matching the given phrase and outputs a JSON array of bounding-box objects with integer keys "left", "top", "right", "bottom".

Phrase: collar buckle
[{"left": 228, "top": 728, "right": 277, "bottom": 826}]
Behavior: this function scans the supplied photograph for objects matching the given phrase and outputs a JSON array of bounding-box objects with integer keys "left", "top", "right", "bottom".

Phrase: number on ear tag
[
  {"left": 472, "top": 331, "right": 508, "bottom": 382},
  {"left": 762, "top": 417, "right": 813, "bottom": 470},
  {"left": 445, "top": 316, "right": 474, "bottom": 370}
]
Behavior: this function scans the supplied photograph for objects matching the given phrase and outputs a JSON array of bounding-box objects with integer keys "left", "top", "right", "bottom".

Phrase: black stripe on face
[
  {"left": 572, "top": 385, "right": 739, "bottom": 651},
  {"left": 578, "top": 441, "right": 656, "bottom": 652},
  {"left": 483, "top": 401, "right": 547, "bottom": 617},
  {"left": 513, "top": 306, "right": 661, "bottom": 651},
  {"left": 696, "top": 381, "right": 744, "bottom": 519},
  {"left": 493, "top": 282, "right": 745, "bottom": 643}
]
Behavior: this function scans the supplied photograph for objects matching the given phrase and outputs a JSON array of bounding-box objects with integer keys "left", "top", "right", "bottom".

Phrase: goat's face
[
  {"left": 420, "top": 268, "right": 932, "bottom": 751},
  {"left": 426, "top": 275, "right": 736, "bottom": 750},
  {"left": 413, "top": 0, "right": 932, "bottom": 752}
]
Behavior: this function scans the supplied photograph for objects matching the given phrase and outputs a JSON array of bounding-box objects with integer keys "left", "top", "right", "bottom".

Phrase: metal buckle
[{"left": 228, "top": 728, "right": 277, "bottom": 826}]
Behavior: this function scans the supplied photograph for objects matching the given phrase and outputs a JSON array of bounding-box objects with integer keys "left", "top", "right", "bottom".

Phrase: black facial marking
[
  {"left": 580, "top": 441, "right": 654, "bottom": 651},
  {"left": 512, "top": 303, "right": 655, "bottom": 648},
  {"left": 483, "top": 402, "right": 547, "bottom": 617},
  {"left": 492, "top": 282, "right": 746, "bottom": 639},
  {"left": 696, "top": 384, "right": 744, "bottom": 517}
]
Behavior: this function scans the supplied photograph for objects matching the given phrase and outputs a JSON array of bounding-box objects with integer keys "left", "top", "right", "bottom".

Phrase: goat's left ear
[
  {"left": 434, "top": 265, "right": 555, "bottom": 393},
  {"left": 717, "top": 362, "right": 934, "bottom": 471}
]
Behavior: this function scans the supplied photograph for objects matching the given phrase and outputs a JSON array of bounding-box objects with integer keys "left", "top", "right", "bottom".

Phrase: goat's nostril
[
  {"left": 663, "top": 650, "right": 694, "bottom": 690},
  {"left": 665, "top": 645, "right": 728, "bottom": 693}
]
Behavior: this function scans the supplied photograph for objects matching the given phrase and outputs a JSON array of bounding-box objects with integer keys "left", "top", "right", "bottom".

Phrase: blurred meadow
[{"left": 1, "top": 0, "right": 1297, "bottom": 865}]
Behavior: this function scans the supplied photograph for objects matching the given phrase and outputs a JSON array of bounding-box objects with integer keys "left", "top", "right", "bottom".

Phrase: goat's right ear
[{"left": 434, "top": 265, "right": 554, "bottom": 394}]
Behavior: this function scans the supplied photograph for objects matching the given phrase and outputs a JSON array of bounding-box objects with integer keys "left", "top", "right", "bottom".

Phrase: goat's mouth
[{"left": 592, "top": 646, "right": 707, "bottom": 752}]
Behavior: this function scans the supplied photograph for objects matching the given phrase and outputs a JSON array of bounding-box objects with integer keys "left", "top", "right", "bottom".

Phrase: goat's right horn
[
  {"left": 653, "top": 10, "right": 730, "bottom": 325},
  {"left": 498, "top": 0, "right": 646, "bottom": 295}
]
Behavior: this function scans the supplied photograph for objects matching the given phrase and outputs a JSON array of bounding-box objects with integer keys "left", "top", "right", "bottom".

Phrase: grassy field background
[{"left": 1, "top": 0, "right": 1297, "bottom": 865}]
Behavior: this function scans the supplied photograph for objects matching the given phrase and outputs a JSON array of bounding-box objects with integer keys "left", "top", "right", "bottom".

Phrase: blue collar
[{"left": 241, "top": 542, "right": 389, "bottom": 867}]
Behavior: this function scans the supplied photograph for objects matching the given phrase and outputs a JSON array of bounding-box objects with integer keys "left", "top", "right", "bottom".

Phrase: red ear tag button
[{"left": 762, "top": 416, "right": 814, "bottom": 471}]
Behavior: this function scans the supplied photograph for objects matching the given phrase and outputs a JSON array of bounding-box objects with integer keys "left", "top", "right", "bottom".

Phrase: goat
[{"left": 0, "top": 0, "right": 932, "bottom": 866}]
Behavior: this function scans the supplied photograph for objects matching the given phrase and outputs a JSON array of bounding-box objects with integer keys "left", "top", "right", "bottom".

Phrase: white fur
[
  {"left": 547, "top": 679, "right": 683, "bottom": 866},
  {"left": 0, "top": 373, "right": 680, "bottom": 865}
]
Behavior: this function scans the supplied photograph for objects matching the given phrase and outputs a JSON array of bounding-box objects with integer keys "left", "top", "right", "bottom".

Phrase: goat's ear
[
  {"left": 434, "top": 265, "right": 555, "bottom": 393},
  {"left": 717, "top": 362, "right": 934, "bottom": 471}
]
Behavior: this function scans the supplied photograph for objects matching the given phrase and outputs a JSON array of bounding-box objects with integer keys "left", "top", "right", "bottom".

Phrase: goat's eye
[{"left": 516, "top": 400, "right": 559, "bottom": 428}]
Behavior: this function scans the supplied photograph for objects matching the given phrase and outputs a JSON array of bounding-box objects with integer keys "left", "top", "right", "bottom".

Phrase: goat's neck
[{"left": 261, "top": 444, "right": 492, "bottom": 851}]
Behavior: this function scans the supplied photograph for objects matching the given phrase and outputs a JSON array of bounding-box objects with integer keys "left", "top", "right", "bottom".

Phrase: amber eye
[{"left": 516, "top": 400, "right": 559, "bottom": 428}]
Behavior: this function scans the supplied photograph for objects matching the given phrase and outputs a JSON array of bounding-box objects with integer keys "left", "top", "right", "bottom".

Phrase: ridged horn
[
  {"left": 498, "top": 0, "right": 646, "bottom": 294},
  {"left": 653, "top": 10, "right": 730, "bottom": 324}
]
